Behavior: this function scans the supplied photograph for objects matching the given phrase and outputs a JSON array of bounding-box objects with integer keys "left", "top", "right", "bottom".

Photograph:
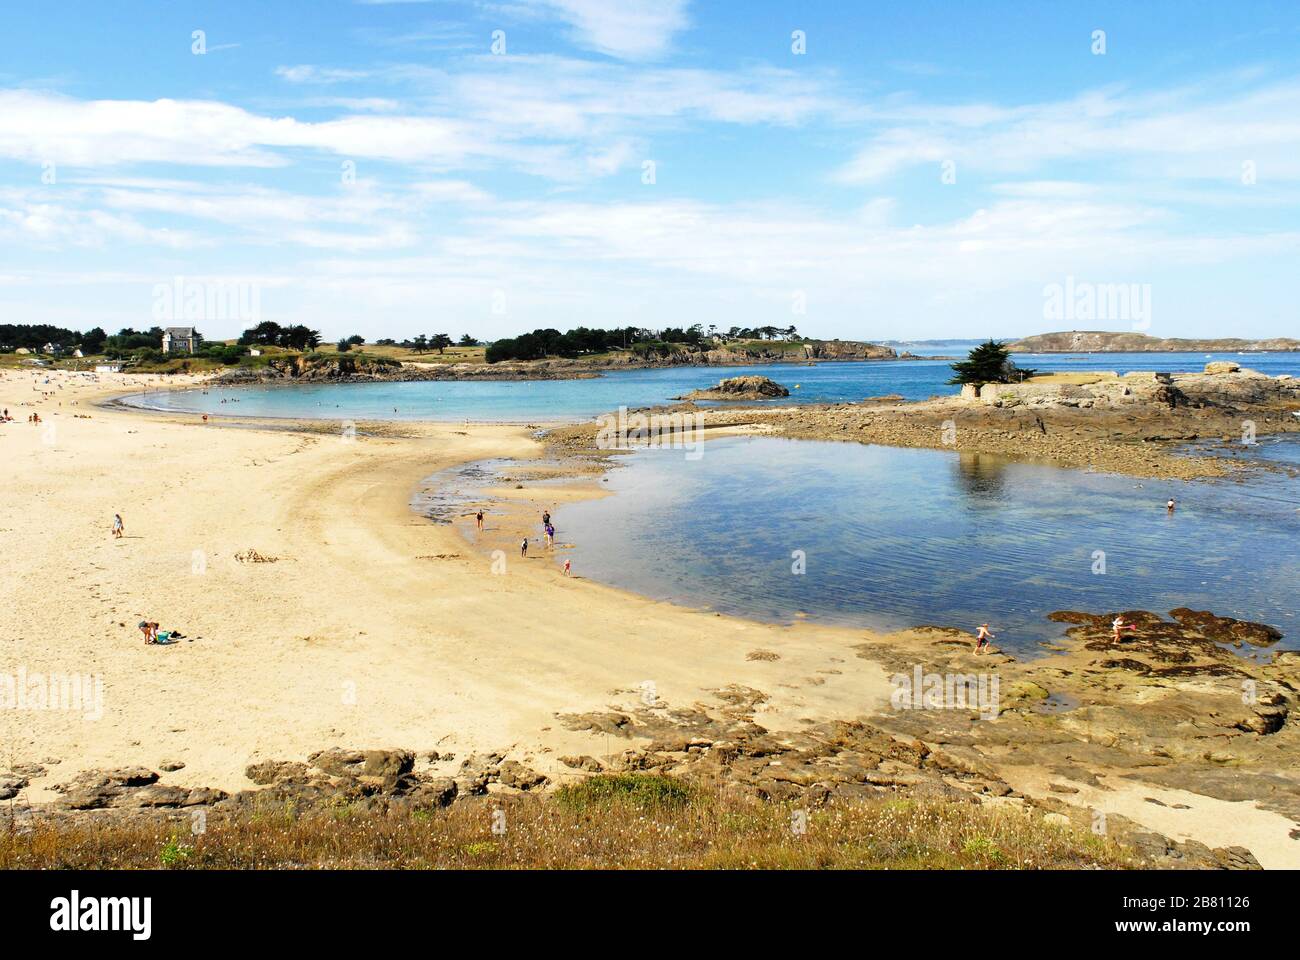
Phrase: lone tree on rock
[{"left": 948, "top": 339, "right": 1035, "bottom": 386}]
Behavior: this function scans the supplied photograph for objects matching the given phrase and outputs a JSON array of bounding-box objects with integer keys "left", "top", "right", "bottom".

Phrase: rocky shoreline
[
  {"left": 5, "top": 603, "right": 1289, "bottom": 868},
  {"left": 213, "top": 340, "right": 916, "bottom": 384},
  {"left": 546, "top": 364, "right": 1300, "bottom": 481}
]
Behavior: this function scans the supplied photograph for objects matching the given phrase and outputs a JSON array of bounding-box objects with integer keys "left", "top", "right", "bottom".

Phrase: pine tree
[{"left": 947, "top": 339, "right": 1035, "bottom": 385}]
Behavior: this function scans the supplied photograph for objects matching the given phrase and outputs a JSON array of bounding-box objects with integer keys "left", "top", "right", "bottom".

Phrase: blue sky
[{"left": 1, "top": 0, "right": 1298, "bottom": 342}]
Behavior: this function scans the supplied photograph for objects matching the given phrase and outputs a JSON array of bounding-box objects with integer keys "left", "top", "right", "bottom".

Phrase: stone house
[{"left": 162, "top": 327, "right": 199, "bottom": 354}]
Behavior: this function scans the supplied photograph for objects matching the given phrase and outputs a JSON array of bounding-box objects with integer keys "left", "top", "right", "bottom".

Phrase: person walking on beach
[
  {"left": 112, "top": 513, "right": 124, "bottom": 539},
  {"left": 475, "top": 509, "right": 484, "bottom": 531},
  {"left": 974, "top": 623, "right": 994, "bottom": 655},
  {"left": 545, "top": 523, "right": 555, "bottom": 549},
  {"left": 563, "top": 559, "right": 571, "bottom": 576},
  {"left": 1112, "top": 616, "right": 1137, "bottom": 642},
  {"left": 541, "top": 509, "right": 551, "bottom": 529},
  {"left": 520, "top": 537, "right": 528, "bottom": 558}
]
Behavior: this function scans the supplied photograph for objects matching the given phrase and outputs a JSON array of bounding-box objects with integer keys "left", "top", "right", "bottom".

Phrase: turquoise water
[
  {"left": 544, "top": 436, "right": 1300, "bottom": 653},
  {"left": 119, "top": 351, "right": 1300, "bottom": 423}
]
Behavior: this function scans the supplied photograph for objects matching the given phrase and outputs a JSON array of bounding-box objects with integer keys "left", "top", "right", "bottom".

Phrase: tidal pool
[{"left": 545, "top": 436, "right": 1299, "bottom": 654}]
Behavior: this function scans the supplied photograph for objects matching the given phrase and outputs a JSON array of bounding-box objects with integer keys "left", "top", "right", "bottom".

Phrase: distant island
[
  {"left": 1009, "top": 330, "right": 1300, "bottom": 353},
  {"left": 878, "top": 338, "right": 985, "bottom": 349}
]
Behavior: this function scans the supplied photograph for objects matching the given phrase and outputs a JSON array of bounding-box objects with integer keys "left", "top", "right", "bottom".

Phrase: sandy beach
[
  {"left": 1, "top": 369, "right": 893, "bottom": 801},
  {"left": 4, "top": 367, "right": 1299, "bottom": 869}
]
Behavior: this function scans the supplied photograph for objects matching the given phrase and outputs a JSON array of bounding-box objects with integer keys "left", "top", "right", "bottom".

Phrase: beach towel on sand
[{"left": 154, "top": 631, "right": 178, "bottom": 645}]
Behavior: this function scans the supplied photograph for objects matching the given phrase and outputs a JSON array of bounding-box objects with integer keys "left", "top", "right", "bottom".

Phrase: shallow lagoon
[{"left": 548, "top": 436, "right": 1300, "bottom": 654}]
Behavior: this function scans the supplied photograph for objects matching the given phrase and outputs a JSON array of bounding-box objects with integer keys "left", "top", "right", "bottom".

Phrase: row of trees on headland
[
  {"left": 484, "top": 324, "right": 803, "bottom": 363},
  {"left": 0, "top": 324, "right": 192, "bottom": 358},
  {"left": 2, "top": 320, "right": 807, "bottom": 363},
  {"left": 241, "top": 323, "right": 480, "bottom": 355},
  {"left": 1, "top": 322, "right": 1033, "bottom": 387}
]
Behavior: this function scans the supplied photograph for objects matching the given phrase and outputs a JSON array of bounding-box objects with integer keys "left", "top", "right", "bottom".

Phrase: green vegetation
[
  {"left": 0, "top": 320, "right": 811, "bottom": 373},
  {"left": 239, "top": 321, "right": 321, "bottom": 351},
  {"left": 554, "top": 773, "right": 695, "bottom": 811},
  {"left": 485, "top": 325, "right": 691, "bottom": 363},
  {"left": 302, "top": 351, "right": 400, "bottom": 368},
  {"left": 158, "top": 834, "right": 193, "bottom": 868},
  {"left": 485, "top": 324, "right": 808, "bottom": 363},
  {"left": 0, "top": 784, "right": 1135, "bottom": 870},
  {"left": 0, "top": 322, "right": 103, "bottom": 354},
  {"left": 948, "top": 339, "right": 1037, "bottom": 386}
]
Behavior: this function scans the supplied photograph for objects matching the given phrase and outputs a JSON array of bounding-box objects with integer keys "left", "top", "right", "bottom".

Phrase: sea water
[
  {"left": 545, "top": 435, "right": 1300, "bottom": 653},
  {"left": 119, "top": 351, "right": 1300, "bottom": 423}
]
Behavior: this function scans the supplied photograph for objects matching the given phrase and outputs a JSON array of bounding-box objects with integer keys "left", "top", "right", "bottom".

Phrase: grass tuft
[{"left": 553, "top": 774, "right": 696, "bottom": 812}]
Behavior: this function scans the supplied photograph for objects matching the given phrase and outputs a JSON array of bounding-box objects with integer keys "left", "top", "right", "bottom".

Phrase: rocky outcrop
[
  {"left": 218, "top": 353, "right": 403, "bottom": 384},
  {"left": 1010, "top": 331, "right": 1300, "bottom": 353},
  {"left": 9, "top": 603, "right": 1290, "bottom": 871},
  {"left": 215, "top": 339, "right": 902, "bottom": 385},
  {"left": 7, "top": 745, "right": 552, "bottom": 828},
  {"left": 957, "top": 368, "right": 1300, "bottom": 424},
  {"left": 675, "top": 375, "right": 790, "bottom": 402}
]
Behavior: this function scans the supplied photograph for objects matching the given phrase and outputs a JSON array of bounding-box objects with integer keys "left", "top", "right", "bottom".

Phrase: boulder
[
  {"left": 307, "top": 748, "right": 366, "bottom": 777},
  {"left": 54, "top": 767, "right": 160, "bottom": 810},
  {"left": 497, "top": 761, "right": 548, "bottom": 791},
  {"left": 1204, "top": 361, "right": 1240, "bottom": 374},
  {"left": 558, "top": 755, "right": 603, "bottom": 772},
  {"left": 361, "top": 749, "right": 415, "bottom": 779},
  {"left": 245, "top": 760, "right": 309, "bottom": 785},
  {"left": 396, "top": 777, "right": 458, "bottom": 810},
  {"left": 675, "top": 376, "right": 790, "bottom": 402}
]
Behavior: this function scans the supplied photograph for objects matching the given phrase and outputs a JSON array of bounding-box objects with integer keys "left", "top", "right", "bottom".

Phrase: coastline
[
  {"left": 4, "top": 367, "right": 1299, "bottom": 867},
  {"left": 1, "top": 368, "right": 896, "bottom": 799}
]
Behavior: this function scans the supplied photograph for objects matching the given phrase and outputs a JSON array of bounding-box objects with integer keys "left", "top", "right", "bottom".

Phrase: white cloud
[
  {"left": 523, "top": 0, "right": 690, "bottom": 60},
  {"left": 0, "top": 89, "right": 505, "bottom": 170},
  {"left": 837, "top": 77, "right": 1300, "bottom": 184}
]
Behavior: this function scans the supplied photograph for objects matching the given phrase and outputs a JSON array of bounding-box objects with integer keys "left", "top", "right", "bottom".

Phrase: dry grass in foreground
[{"left": 1, "top": 775, "right": 1133, "bottom": 870}]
